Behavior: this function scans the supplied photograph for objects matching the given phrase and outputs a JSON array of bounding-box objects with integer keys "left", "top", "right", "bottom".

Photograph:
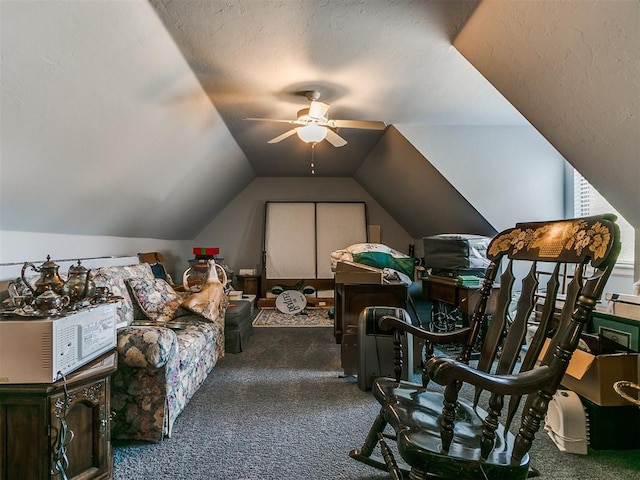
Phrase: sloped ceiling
[
  {"left": 149, "top": 0, "right": 529, "bottom": 178},
  {"left": 1, "top": 0, "right": 255, "bottom": 240},
  {"left": 396, "top": 124, "right": 568, "bottom": 234},
  {"left": 1, "top": 0, "right": 637, "bottom": 245},
  {"left": 356, "top": 127, "right": 496, "bottom": 238},
  {"left": 455, "top": 0, "right": 640, "bottom": 227}
]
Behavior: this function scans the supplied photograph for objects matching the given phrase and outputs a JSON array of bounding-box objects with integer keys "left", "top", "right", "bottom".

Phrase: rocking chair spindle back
[{"left": 350, "top": 215, "right": 621, "bottom": 480}]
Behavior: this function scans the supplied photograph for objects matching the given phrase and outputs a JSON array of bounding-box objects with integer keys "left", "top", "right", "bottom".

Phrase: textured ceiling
[
  {"left": 455, "top": 0, "right": 640, "bottom": 228},
  {"left": 2, "top": 0, "right": 636, "bottom": 244},
  {"left": 150, "top": 0, "right": 527, "bottom": 177},
  {"left": 1, "top": 0, "right": 255, "bottom": 239}
]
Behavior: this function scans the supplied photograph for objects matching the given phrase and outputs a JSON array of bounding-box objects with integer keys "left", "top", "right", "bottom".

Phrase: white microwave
[{"left": 0, "top": 303, "right": 117, "bottom": 383}]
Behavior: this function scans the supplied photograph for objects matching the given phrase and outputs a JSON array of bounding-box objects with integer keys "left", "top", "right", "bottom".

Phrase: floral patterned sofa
[{"left": 93, "top": 262, "right": 226, "bottom": 442}]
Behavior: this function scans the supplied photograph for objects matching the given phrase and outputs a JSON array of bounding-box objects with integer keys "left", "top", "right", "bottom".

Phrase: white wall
[
  {"left": 397, "top": 125, "right": 567, "bottom": 233},
  {"left": 0, "top": 231, "right": 189, "bottom": 287},
  {"left": 454, "top": 0, "right": 639, "bottom": 229},
  {"left": 192, "top": 177, "right": 415, "bottom": 276},
  {"left": 355, "top": 127, "right": 497, "bottom": 243},
  {"left": 1, "top": 0, "right": 254, "bottom": 241}
]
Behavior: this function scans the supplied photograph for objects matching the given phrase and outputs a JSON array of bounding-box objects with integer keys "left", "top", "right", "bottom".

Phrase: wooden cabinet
[
  {"left": 0, "top": 351, "right": 117, "bottom": 480},
  {"left": 334, "top": 282, "right": 408, "bottom": 375},
  {"left": 423, "top": 277, "right": 478, "bottom": 316},
  {"left": 235, "top": 274, "right": 261, "bottom": 298},
  {"left": 334, "top": 282, "right": 408, "bottom": 344}
]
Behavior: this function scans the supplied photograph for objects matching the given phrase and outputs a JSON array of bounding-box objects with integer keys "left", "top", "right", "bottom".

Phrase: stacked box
[
  {"left": 193, "top": 247, "right": 219, "bottom": 257},
  {"left": 423, "top": 234, "right": 492, "bottom": 278}
]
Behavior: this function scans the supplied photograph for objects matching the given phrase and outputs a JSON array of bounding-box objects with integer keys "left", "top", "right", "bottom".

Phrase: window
[{"left": 573, "top": 170, "right": 635, "bottom": 265}]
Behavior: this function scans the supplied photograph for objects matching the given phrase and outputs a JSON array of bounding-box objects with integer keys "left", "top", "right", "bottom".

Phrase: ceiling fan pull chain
[{"left": 311, "top": 143, "right": 316, "bottom": 175}]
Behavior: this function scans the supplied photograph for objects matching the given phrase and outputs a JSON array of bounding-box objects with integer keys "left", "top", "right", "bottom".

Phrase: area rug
[{"left": 252, "top": 308, "right": 333, "bottom": 327}]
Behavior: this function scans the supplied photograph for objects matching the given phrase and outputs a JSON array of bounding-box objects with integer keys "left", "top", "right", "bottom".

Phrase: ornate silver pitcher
[
  {"left": 63, "top": 260, "right": 96, "bottom": 304},
  {"left": 21, "top": 255, "right": 66, "bottom": 296}
]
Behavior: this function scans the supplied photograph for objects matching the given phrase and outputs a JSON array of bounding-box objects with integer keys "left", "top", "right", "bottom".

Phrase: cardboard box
[
  {"left": 193, "top": 247, "right": 219, "bottom": 256},
  {"left": 334, "top": 261, "right": 383, "bottom": 285},
  {"left": 542, "top": 339, "right": 639, "bottom": 406},
  {"left": 228, "top": 290, "right": 243, "bottom": 300},
  {"left": 605, "top": 293, "right": 640, "bottom": 320}
]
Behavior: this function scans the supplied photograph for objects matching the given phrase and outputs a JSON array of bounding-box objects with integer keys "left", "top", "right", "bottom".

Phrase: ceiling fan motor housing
[
  {"left": 308, "top": 101, "right": 329, "bottom": 119},
  {"left": 245, "top": 88, "right": 385, "bottom": 147}
]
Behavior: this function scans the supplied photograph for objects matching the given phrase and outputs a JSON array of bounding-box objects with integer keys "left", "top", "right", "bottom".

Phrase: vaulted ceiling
[
  {"left": 149, "top": 0, "right": 527, "bottom": 177},
  {"left": 1, "top": 1, "right": 637, "bottom": 242}
]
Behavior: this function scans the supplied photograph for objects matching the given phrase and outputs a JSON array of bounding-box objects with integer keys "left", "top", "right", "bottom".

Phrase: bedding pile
[{"left": 331, "top": 243, "right": 416, "bottom": 285}]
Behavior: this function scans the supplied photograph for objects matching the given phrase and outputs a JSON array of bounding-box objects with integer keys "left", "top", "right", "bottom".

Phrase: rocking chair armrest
[
  {"left": 427, "top": 357, "right": 554, "bottom": 396},
  {"left": 379, "top": 315, "right": 472, "bottom": 344}
]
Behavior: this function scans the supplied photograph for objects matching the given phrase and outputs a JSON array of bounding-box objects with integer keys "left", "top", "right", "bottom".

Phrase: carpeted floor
[
  {"left": 252, "top": 308, "right": 333, "bottom": 327},
  {"left": 113, "top": 327, "right": 640, "bottom": 480}
]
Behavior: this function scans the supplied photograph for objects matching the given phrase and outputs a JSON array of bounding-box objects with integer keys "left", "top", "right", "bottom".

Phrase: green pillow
[{"left": 352, "top": 252, "right": 415, "bottom": 278}]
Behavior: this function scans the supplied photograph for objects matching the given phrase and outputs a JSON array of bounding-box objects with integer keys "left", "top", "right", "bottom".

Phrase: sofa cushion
[
  {"left": 116, "top": 325, "right": 178, "bottom": 368},
  {"left": 93, "top": 263, "right": 156, "bottom": 326},
  {"left": 126, "top": 277, "right": 182, "bottom": 323},
  {"left": 175, "top": 328, "right": 207, "bottom": 369}
]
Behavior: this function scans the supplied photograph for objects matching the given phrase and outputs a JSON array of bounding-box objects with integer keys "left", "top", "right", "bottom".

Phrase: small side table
[{"left": 235, "top": 274, "right": 262, "bottom": 301}]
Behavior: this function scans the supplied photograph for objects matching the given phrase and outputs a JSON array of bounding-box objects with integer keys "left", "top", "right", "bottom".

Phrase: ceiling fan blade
[
  {"left": 267, "top": 128, "right": 298, "bottom": 144},
  {"left": 325, "top": 129, "right": 347, "bottom": 147},
  {"left": 330, "top": 119, "right": 387, "bottom": 130},
  {"left": 246, "top": 117, "right": 302, "bottom": 125}
]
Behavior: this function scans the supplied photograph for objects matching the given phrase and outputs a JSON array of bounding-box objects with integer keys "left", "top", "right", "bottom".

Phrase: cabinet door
[
  {"left": 49, "top": 378, "right": 111, "bottom": 480},
  {"left": 0, "top": 398, "right": 48, "bottom": 480}
]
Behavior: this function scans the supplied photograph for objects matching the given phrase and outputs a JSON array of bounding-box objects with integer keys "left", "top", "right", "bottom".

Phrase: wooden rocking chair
[{"left": 350, "top": 215, "right": 621, "bottom": 480}]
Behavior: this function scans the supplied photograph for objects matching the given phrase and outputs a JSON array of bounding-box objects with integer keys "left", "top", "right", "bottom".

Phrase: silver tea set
[{"left": 7, "top": 255, "right": 108, "bottom": 316}]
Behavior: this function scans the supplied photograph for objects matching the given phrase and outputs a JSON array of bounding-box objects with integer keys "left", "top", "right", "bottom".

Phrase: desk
[{"left": 422, "top": 275, "right": 497, "bottom": 331}]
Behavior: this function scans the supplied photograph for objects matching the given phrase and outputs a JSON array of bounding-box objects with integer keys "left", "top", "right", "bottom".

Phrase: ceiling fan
[{"left": 246, "top": 91, "right": 387, "bottom": 147}]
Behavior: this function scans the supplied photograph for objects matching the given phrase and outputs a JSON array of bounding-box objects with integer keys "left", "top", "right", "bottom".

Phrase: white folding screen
[
  {"left": 316, "top": 203, "right": 367, "bottom": 278},
  {"left": 264, "top": 202, "right": 367, "bottom": 280},
  {"left": 265, "top": 203, "right": 317, "bottom": 279}
]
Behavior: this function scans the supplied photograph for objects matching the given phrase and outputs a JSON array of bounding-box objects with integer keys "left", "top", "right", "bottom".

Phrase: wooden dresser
[{"left": 0, "top": 351, "right": 117, "bottom": 480}]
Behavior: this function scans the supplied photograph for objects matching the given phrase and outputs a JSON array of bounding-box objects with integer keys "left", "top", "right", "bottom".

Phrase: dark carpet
[{"left": 114, "top": 327, "right": 640, "bottom": 480}]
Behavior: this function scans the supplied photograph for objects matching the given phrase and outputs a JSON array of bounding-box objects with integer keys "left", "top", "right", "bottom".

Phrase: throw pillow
[
  {"left": 126, "top": 277, "right": 182, "bottom": 323},
  {"left": 93, "top": 263, "right": 156, "bottom": 325}
]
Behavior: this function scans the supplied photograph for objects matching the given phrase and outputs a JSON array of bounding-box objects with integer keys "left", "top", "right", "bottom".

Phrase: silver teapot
[
  {"left": 21, "top": 255, "right": 66, "bottom": 296},
  {"left": 63, "top": 260, "right": 96, "bottom": 304}
]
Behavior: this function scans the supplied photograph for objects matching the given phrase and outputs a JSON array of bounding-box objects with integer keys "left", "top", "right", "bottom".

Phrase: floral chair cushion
[{"left": 126, "top": 277, "right": 182, "bottom": 323}]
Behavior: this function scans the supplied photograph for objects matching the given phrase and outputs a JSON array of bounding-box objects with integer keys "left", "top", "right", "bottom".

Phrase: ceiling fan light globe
[{"left": 296, "top": 124, "right": 327, "bottom": 143}]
